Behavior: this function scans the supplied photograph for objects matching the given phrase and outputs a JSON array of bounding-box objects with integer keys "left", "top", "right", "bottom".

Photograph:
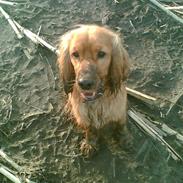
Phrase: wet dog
[{"left": 57, "top": 25, "right": 130, "bottom": 156}]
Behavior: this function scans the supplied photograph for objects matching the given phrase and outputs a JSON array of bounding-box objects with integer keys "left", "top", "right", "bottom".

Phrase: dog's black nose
[{"left": 78, "top": 79, "right": 95, "bottom": 90}]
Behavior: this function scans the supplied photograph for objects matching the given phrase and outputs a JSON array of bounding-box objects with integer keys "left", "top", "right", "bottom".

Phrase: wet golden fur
[{"left": 57, "top": 25, "right": 130, "bottom": 154}]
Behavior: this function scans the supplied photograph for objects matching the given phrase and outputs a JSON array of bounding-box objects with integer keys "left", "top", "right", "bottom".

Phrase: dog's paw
[{"left": 80, "top": 140, "right": 98, "bottom": 157}]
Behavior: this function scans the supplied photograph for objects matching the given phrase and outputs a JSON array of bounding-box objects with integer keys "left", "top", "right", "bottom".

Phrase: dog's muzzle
[{"left": 77, "top": 64, "right": 104, "bottom": 102}]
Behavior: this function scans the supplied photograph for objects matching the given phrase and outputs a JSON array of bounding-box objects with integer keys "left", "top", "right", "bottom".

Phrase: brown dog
[{"left": 57, "top": 25, "right": 130, "bottom": 156}]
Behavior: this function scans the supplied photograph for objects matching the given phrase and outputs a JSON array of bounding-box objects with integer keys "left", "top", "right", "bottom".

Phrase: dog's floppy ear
[
  {"left": 57, "top": 32, "right": 75, "bottom": 94},
  {"left": 108, "top": 34, "right": 130, "bottom": 94}
]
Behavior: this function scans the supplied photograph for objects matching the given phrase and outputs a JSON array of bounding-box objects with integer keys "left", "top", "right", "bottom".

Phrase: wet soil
[{"left": 0, "top": 0, "right": 183, "bottom": 182}]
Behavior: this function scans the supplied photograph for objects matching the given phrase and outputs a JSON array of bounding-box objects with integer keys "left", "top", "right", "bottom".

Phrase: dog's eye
[
  {"left": 97, "top": 51, "right": 106, "bottom": 59},
  {"left": 72, "top": 51, "right": 79, "bottom": 59}
]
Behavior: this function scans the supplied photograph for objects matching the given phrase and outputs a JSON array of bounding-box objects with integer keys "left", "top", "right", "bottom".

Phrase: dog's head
[{"left": 58, "top": 25, "right": 129, "bottom": 101}]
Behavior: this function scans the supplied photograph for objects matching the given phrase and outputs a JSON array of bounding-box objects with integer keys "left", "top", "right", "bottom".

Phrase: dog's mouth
[
  {"left": 80, "top": 88, "right": 104, "bottom": 102},
  {"left": 81, "top": 91, "right": 96, "bottom": 101}
]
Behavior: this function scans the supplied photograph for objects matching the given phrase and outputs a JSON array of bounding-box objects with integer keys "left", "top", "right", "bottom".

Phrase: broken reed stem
[
  {"left": 149, "top": 0, "right": 183, "bottom": 25},
  {"left": 112, "top": 158, "right": 116, "bottom": 178},
  {"left": 126, "top": 87, "right": 156, "bottom": 104},
  {"left": 0, "top": 151, "right": 37, "bottom": 183},
  {"left": 0, "top": 150, "right": 22, "bottom": 172},
  {"left": 161, "top": 124, "right": 183, "bottom": 143},
  {"left": 128, "top": 109, "right": 182, "bottom": 161},
  {"left": 13, "top": 20, "right": 59, "bottom": 55},
  {"left": 0, "top": 166, "right": 21, "bottom": 183},
  {"left": 0, "top": 6, "right": 59, "bottom": 55},
  {"left": 0, "top": 0, "right": 17, "bottom": 6},
  {"left": 0, "top": 6, "right": 22, "bottom": 39},
  {"left": 173, "top": 10, "right": 183, "bottom": 15},
  {"left": 166, "top": 6, "right": 183, "bottom": 10},
  {"left": 0, "top": 8, "right": 58, "bottom": 54}
]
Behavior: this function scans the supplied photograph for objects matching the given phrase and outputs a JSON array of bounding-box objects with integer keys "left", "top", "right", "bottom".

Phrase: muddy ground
[{"left": 0, "top": 0, "right": 183, "bottom": 182}]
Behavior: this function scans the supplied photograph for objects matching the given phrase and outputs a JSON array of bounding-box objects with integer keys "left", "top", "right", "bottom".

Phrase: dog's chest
[{"left": 75, "top": 91, "right": 127, "bottom": 129}]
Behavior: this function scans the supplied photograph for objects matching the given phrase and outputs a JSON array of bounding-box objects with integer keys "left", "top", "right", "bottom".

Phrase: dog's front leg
[
  {"left": 113, "top": 123, "right": 133, "bottom": 149},
  {"left": 80, "top": 126, "right": 99, "bottom": 157}
]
